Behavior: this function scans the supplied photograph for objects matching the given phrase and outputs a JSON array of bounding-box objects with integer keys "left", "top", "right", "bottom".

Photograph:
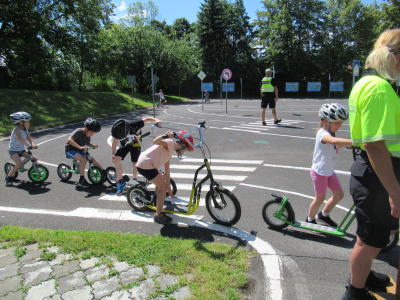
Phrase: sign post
[
  {"left": 353, "top": 60, "right": 360, "bottom": 86},
  {"left": 328, "top": 74, "right": 331, "bottom": 99},
  {"left": 240, "top": 78, "right": 242, "bottom": 100},
  {"left": 222, "top": 69, "right": 232, "bottom": 114},
  {"left": 197, "top": 71, "right": 206, "bottom": 111},
  {"left": 220, "top": 75, "right": 222, "bottom": 105},
  {"left": 127, "top": 75, "right": 136, "bottom": 111},
  {"left": 151, "top": 69, "right": 155, "bottom": 117}
]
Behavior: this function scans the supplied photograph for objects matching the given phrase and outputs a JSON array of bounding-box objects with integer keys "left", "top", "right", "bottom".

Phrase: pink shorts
[{"left": 310, "top": 169, "right": 342, "bottom": 195}]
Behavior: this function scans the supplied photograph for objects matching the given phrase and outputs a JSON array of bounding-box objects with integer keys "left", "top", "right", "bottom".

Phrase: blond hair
[
  {"left": 365, "top": 29, "right": 400, "bottom": 83},
  {"left": 265, "top": 68, "right": 272, "bottom": 75}
]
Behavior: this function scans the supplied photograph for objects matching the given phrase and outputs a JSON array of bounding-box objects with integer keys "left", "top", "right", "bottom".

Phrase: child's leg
[
  {"left": 322, "top": 188, "right": 344, "bottom": 214},
  {"left": 308, "top": 194, "right": 326, "bottom": 219},
  {"left": 8, "top": 153, "right": 24, "bottom": 177},
  {"left": 150, "top": 173, "right": 169, "bottom": 215},
  {"left": 132, "top": 162, "right": 138, "bottom": 180},
  {"left": 113, "top": 156, "right": 123, "bottom": 180},
  {"left": 74, "top": 153, "right": 87, "bottom": 176},
  {"left": 91, "top": 157, "right": 104, "bottom": 170},
  {"left": 309, "top": 169, "right": 328, "bottom": 219},
  {"left": 322, "top": 173, "right": 344, "bottom": 213}
]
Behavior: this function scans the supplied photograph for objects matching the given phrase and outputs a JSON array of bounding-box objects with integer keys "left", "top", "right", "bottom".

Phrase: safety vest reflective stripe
[{"left": 262, "top": 77, "right": 274, "bottom": 92}]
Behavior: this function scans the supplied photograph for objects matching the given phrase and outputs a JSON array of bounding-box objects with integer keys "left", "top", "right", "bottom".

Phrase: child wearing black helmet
[
  {"left": 6, "top": 111, "right": 38, "bottom": 187},
  {"left": 65, "top": 117, "right": 105, "bottom": 188},
  {"left": 136, "top": 130, "right": 194, "bottom": 224},
  {"left": 111, "top": 117, "right": 161, "bottom": 196}
]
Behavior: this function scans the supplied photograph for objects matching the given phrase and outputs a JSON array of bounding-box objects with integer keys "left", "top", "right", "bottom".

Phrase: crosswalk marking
[
  {"left": 98, "top": 195, "right": 207, "bottom": 207},
  {"left": 170, "top": 165, "right": 256, "bottom": 172},
  {"left": 170, "top": 172, "right": 247, "bottom": 181},
  {"left": 180, "top": 158, "right": 263, "bottom": 164}
]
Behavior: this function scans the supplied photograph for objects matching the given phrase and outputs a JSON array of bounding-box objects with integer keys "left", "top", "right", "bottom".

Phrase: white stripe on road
[
  {"left": 169, "top": 172, "right": 247, "bottom": 181},
  {"left": 170, "top": 164, "right": 256, "bottom": 172},
  {"left": 222, "top": 127, "right": 315, "bottom": 140},
  {"left": 263, "top": 163, "right": 351, "bottom": 175},
  {"left": 180, "top": 158, "right": 263, "bottom": 164},
  {"left": 98, "top": 195, "right": 207, "bottom": 207},
  {"left": 0, "top": 204, "right": 283, "bottom": 299},
  {"left": 240, "top": 183, "right": 353, "bottom": 214}
]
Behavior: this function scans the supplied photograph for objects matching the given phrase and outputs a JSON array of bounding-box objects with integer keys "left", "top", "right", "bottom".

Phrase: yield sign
[{"left": 222, "top": 69, "right": 232, "bottom": 80}]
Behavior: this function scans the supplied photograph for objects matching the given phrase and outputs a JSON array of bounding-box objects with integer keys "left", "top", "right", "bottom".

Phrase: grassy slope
[{"left": 0, "top": 89, "right": 188, "bottom": 137}]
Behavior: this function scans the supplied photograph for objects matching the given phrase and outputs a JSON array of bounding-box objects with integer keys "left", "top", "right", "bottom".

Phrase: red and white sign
[{"left": 222, "top": 69, "right": 232, "bottom": 81}]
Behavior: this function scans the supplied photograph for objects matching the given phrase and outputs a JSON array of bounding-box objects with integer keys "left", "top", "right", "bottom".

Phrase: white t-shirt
[
  {"left": 8, "top": 127, "right": 28, "bottom": 152},
  {"left": 311, "top": 128, "right": 338, "bottom": 176}
]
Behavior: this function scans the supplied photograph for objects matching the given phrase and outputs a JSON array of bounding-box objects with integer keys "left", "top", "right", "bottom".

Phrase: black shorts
[
  {"left": 115, "top": 145, "right": 141, "bottom": 163},
  {"left": 261, "top": 93, "right": 276, "bottom": 109},
  {"left": 137, "top": 167, "right": 159, "bottom": 181},
  {"left": 350, "top": 153, "right": 400, "bottom": 248}
]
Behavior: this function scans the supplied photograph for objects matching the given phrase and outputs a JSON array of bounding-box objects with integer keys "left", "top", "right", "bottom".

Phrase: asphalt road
[{"left": 0, "top": 98, "right": 398, "bottom": 300}]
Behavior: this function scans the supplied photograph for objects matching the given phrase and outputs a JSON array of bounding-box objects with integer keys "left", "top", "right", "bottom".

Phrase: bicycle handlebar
[{"left": 27, "top": 146, "right": 38, "bottom": 151}]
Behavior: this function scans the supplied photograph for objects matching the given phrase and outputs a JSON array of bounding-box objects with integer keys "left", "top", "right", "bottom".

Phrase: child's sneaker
[
  {"left": 274, "top": 119, "right": 282, "bottom": 125},
  {"left": 116, "top": 181, "right": 126, "bottom": 196},
  {"left": 305, "top": 217, "right": 317, "bottom": 224},
  {"left": 316, "top": 212, "right": 337, "bottom": 227},
  {"left": 78, "top": 178, "right": 90, "bottom": 188},
  {"left": 154, "top": 212, "right": 173, "bottom": 225},
  {"left": 5, "top": 176, "right": 13, "bottom": 187},
  {"left": 365, "top": 270, "right": 390, "bottom": 288}
]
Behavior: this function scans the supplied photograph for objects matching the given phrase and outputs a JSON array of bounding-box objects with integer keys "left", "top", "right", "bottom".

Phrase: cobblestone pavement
[{"left": 0, "top": 243, "right": 191, "bottom": 300}]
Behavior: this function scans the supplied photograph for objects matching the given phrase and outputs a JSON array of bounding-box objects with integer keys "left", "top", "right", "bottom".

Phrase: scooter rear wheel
[
  {"left": 126, "top": 186, "right": 151, "bottom": 211},
  {"left": 4, "top": 163, "right": 18, "bottom": 179},
  {"left": 262, "top": 199, "right": 295, "bottom": 229}
]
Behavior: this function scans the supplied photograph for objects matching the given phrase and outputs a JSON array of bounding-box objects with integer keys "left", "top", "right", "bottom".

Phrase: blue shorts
[
  {"left": 65, "top": 150, "right": 86, "bottom": 159},
  {"left": 9, "top": 150, "right": 26, "bottom": 159}
]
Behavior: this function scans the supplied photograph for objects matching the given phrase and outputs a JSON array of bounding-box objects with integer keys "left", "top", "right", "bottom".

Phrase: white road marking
[
  {"left": 170, "top": 172, "right": 247, "bottom": 181},
  {"left": 222, "top": 128, "right": 314, "bottom": 140},
  {"left": 263, "top": 163, "right": 351, "bottom": 175},
  {"left": 99, "top": 194, "right": 207, "bottom": 207},
  {"left": 180, "top": 158, "right": 263, "bottom": 164},
  {"left": 240, "top": 183, "right": 353, "bottom": 214},
  {"left": 170, "top": 164, "right": 256, "bottom": 172}
]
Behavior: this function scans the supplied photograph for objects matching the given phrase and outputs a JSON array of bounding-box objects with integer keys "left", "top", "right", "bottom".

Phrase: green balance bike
[
  {"left": 125, "top": 121, "right": 242, "bottom": 226},
  {"left": 262, "top": 193, "right": 398, "bottom": 252},
  {"left": 4, "top": 147, "right": 49, "bottom": 183},
  {"left": 57, "top": 146, "right": 106, "bottom": 185}
]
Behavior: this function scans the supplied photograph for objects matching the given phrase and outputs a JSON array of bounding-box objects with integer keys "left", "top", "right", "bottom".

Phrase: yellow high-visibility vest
[{"left": 261, "top": 77, "right": 274, "bottom": 93}]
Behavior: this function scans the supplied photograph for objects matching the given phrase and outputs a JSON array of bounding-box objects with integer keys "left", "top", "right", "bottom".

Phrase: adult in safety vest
[
  {"left": 342, "top": 29, "right": 400, "bottom": 300},
  {"left": 259, "top": 68, "right": 281, "bottom": 125}
]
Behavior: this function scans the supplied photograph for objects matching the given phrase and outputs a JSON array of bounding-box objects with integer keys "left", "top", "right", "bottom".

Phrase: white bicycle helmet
[
  {"left": 10, "top": 111, "right": 32, "bottom": 124},
  {"left": 318, "top": 103, "right": 348, "bottom": 122}
]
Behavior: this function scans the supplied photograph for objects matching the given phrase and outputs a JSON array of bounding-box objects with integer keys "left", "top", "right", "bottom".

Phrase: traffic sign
[
  {"left": 127, "top": 76, "right": 136, "bottom": 85},
  {"left": 153, "top": 75, "right": 159, "bottom": 84},
  {"left": 197, "top": 71, "right": 206, "bottom": 81},
  {"left": 222, "top": 69, "right": 232, "bottom": 80},
  {"left": 353, "top": 60, "right": 360, "bottom": 76}
]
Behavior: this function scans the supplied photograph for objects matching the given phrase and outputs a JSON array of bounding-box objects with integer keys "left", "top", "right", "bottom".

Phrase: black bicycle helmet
[
  {"left": 84, "top": 118, "right": 101, "bottom": 132},
  {"left": 111, "top": 119, "right": 130, "bottom": 139}
]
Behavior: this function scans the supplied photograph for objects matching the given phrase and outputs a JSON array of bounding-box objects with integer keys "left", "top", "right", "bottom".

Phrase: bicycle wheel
[
  {"left": 105, "top": 166, "right": 117, "bottom": 186},
  {"left": 57, "top": 163, "right": 72, "bottom": 181},
  {"left": 381, "top": 232, "right": 399, "bottom": 253},
  {"left": 28, "top": 165, "right": 49, "bottom": 182},
  {"left": 88, "top": 166, "right": 103, "bottom": 185},
  {"left": 126, "top": 185, "right": 151, "bottom": 211},
  {"left": 167, "top": 178, "right": 177, "bottom": 196},
  {"left": 262, "top": 199, "right": 295, "bottom": 229},
  {"left": 4, "top": 163, "right": 18, "bottom": 179},
  {"left": 205, "top": 188, "right": 241, "bottom": 226}
]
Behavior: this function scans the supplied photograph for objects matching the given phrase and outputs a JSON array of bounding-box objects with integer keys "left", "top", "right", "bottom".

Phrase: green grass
[
  {"left": 0, "top": 89, "right": 189, "bottom": 137},
  {"left": 0, "top": 225, "right": 250, "bottom": 300}
]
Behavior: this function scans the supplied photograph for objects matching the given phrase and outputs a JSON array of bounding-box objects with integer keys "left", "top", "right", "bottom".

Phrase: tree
[
  {"left": 254, "top": 0, "right": 326, "bottom": 81},
  {"left": 197, "top": 0, "right": 227, "bottom": 76},
  {"left": 381, "top": 0, "right": 400, "bottom": 30},
  {"left": 122, "top": 1, "right": 159, "bottom": 26}
]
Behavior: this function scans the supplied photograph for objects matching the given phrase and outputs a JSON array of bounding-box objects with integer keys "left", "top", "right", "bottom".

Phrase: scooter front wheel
[
  {"left": 262, "top": 199, "right": 295, "bottom": 229},
  {"left": 205, "top": 188, "right": 241, "bottom": 226}
]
